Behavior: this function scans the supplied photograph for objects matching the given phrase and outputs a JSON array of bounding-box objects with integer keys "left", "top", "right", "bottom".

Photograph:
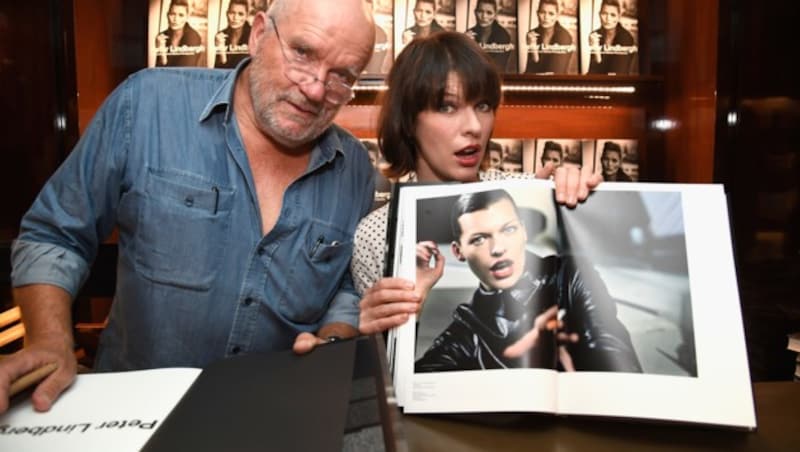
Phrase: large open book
[{"left": 386, "top": 178, "right": 756, "bottom": 430}]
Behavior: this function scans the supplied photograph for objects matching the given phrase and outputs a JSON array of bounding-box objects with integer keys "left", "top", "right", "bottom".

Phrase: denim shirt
[{"left": 11, "top": 61, "right": 375, "bottom": 371}]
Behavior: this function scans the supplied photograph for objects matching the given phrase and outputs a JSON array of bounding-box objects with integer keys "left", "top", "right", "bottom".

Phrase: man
[
  {"left": 466, "top": 0, "right": 515, "bottom": 72},
  {"left": 415, "top": 189, "right": 642, "bottom": 373},
  {"left": 0, "top": 0, "right": 375, "bottom": 414}
]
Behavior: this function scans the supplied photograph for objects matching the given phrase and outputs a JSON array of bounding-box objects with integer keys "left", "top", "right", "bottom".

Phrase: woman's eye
[
  {"left": 476, "top": 102, "right": 492, "bottom": 112},
  {"left": 438, "top": 104, "right": 456, "bottom": 113}
]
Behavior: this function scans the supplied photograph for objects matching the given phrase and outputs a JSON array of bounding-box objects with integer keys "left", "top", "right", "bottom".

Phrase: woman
[
  {"left": 352, "top": 31, "right": 601, "bottom": 335},
  {"left": 155, "top": 0, "right": 205, "bottom": 67},
  {"left": 600, "top": 141, "right": 632, "bottom": 181},
  {"left": 466, "top": 0, "right": 514, "bottom": 72},
  {"left": 214, "top": 0, "right": 252, "bottom": 69},
  {"left": 525, "top": 0, "right": 575, "bottom": 75},
  {"left": 587, "top": 0, "right": 637, "bottom": 75},
  {"left": 402, "top": 0, "right": 445, "bottom": 45}
]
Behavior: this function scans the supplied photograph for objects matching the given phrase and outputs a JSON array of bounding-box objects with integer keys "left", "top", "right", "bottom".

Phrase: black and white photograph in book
[
  {"left": 410, "top": 184, "right": 697, "bottom": 377},
  {"left": 213, "top": 0, "right": 253, "bottom": 69},
  {"left": 518, "top": 0, "right": 579, "bottom": 75},
  {"left": 594, "top": 138, "right": 639, "bottom": 182},
  {"left": 148, "top": 0, "right": 209, "bottom": 68},
  {"left": 461, "top": 0, "right": 518, "bottom": 73},
  {"left": 363, "top": 0, "right": 394, "bottom": 76},
  {"left": 397, "top": 0, "right": 457, "bottom": 54},
  {"left": 580, "top": 0, "right": 638, "bottom": 75}
]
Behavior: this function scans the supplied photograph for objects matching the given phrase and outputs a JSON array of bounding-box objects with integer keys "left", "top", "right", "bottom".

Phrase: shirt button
[
  {"left": 243, "top": 297, "right": 253, "bottom": 306},
  {"left": 184, "top": 196, "right": 194, "bottom": 207},
  {"left": 231, "top": 346, "right": 241, "bottom": 355}
]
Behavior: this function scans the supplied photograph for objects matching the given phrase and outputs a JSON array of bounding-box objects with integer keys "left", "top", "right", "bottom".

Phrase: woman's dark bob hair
[{"left": 377, "top": 31, "right": 502, "bottom": 178}]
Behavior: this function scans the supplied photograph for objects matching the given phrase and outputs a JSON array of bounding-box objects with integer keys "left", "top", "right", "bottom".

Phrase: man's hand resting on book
[
  {"left": 292, "top": 322, "right": 358, "bottom": 354},
  {"left": 502, "top": 305, "right": 580, "bottom": 371}
]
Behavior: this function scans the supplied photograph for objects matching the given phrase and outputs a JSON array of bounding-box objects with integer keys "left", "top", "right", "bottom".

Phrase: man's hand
[
  {"left": 358, "top": 278, "right": 421, "bottom": 335},
  {"left": 292, "top": 322, "right": 358, "bottom": 355},
  {"left": 535, "top": 162, "right": 602, "bottom": 208},
  {"left": 0, "top": 337, "right": 77, "bottom": 414}
]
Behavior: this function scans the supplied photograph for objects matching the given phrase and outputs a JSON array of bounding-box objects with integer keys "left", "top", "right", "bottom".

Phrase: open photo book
[{"left": 385, "top": 178, "right": 756, "bottom": 430}]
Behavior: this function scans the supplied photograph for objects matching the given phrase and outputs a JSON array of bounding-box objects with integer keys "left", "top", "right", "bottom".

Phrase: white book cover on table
[
  {"left": 388, "top": 178, "right": 756, "bottom": 430},
  {"left": 0, "top": 368, "right": 201, "bottom": 451}
]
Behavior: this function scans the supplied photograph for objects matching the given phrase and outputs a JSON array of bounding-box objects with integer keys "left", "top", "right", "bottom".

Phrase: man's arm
[{"left": 0, "top": 284, "right": 77, "bottom": 414}]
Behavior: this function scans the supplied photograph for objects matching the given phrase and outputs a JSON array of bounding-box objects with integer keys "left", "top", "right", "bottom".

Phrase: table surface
[{"left": 399, "top": 381, "right": 799, "bottom": 452}]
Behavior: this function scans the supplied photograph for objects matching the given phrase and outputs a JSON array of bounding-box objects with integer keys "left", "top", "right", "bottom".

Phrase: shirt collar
[{"left": 199, "top": 57, "right": 252, "bottom": 124}]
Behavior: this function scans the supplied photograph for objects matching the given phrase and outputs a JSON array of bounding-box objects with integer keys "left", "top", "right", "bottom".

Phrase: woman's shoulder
[
  {"left": 480, "top": 170, "right": 538, "bottom": 181},
  {"left": 356, "top": 203, "right": 390, "bottom": 237}
]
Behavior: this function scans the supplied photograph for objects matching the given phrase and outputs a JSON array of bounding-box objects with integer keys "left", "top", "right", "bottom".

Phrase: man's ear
[
  {"left": 451, "top": 241, "right": 466, "bottom": 262},
  {"left": 248, "top": 11, "right": 269, "bottom": 56}
]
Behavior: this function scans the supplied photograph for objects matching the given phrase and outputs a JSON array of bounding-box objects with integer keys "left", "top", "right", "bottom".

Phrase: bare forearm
[{"left": 14, "top": 284, "right": 75, "bottom": 348}]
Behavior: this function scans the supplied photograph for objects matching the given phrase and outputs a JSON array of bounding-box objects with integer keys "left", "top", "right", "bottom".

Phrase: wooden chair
[
  {"left": 0, "top": 306, "right": 24, "bottom": 351},
  {"left": 0, "top": 242, "right": 117, "bottom": 366}
]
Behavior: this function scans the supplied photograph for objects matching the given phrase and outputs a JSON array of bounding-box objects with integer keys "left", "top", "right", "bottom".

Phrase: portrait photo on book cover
[
  {"left": 411, "top": 184, "right": 697, "bottom": 378},
  {"left": 518, "top": 0, "right": 579, "bottom": 75},
  {"left": 580, "top": 0, "right": 639, "bottom": 75},
  {"left": 594, "top": 138, "right": 639, "bottom": 182},
  {"left": 148, "top": 0, "right": 210, "bottom": 68},
  {"left": 363, "top": 1, "right": 395, "bottom": 76},
  {"left": 460, "top": 0, "right": 519, "bottom": 73},
  {"left": 396, "top": 0, "right": 457, "bottom": 55},
  {"left": 530, "top": 138, "right": 592, "bottom": 173},
  {"left": 486, "top": 138, "right": 524, "bottom": 173}
]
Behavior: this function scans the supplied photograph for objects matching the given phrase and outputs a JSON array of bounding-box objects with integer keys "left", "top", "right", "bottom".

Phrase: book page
[
  {"left": 0, "top": 368, "right": 201, "bottom": 451},
  {"left": 392, "top": 180, "right": 560, "bottom": 413},
  {"left": 555, "top": 183, "right": 756, "bottom": 429}
]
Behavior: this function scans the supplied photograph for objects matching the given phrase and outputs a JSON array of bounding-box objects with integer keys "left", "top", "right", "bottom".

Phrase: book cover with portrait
[
  {"left": 360, "top": 138, "right": 395, "bottom": 210},
  {"left": 485, "top": 138, "right": 524, "bottom": 173},
  {"left": 517, "top": 0, "right": 579, "bottom": 75},
  {"left": 533, "top": 138, "right": 593, "bottom": 172},
  {"left": 210, "top": 0, "right": 258, "bottom": 69},
  {"left": 579, "top": 0, "right": 638, "bottom": 75},
  {"left": 363, "top": 0, "right": 395, "bottom": 77},
  {"left": 594, "top": 138, "right": 639, "bottom": 182},
  {"left": 394, "top": 0, "right": 458, "bottom": 56},
  {"left": 459, "top": 0, "right": 518, "bottom": 73},
  {"left": 148, "top": 0, "right": 211, "bottom": 68}
]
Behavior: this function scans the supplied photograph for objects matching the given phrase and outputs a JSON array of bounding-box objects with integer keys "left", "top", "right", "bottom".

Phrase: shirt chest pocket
[
  {"left": 135, "top": 169, "right": 234, "bottom": 290},
  {"left": 277, "top": 220, "right": 353, "bottom": 323}
]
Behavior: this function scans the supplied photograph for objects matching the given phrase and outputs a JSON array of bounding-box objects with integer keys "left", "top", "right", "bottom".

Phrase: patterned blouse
[{"left": 351, "top": 170, "right": 537, "bottom": 295}]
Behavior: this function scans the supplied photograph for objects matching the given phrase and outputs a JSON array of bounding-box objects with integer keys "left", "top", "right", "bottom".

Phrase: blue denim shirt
[{"left": 11, "top": 61, "right": 375, "bottom": 371}]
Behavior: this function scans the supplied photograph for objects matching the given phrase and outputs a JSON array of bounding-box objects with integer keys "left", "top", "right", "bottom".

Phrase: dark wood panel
[{"left": 0, "top": 0, "right": 78, "bottom": 241}]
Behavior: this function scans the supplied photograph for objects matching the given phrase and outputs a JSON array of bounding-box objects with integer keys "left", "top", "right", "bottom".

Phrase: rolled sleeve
[
  {"left": 321, "top": 270, "right": 360, "bottom": 328},
  {"left": 11, "top": 239, "right": 91, "bottom": 298}
]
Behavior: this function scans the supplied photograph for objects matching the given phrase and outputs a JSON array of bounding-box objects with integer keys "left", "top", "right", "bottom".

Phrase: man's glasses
[{"left": 269, "top": 16, "right": 356, "bottom": 106}]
